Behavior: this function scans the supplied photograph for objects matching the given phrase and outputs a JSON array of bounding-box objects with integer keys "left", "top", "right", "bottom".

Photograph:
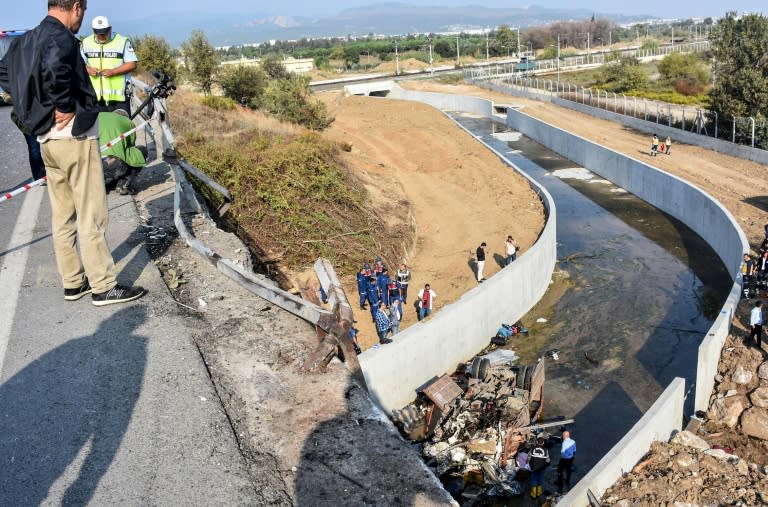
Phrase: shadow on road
[{"left": 0, "top": 306, "right": 147, "bottom": 506}]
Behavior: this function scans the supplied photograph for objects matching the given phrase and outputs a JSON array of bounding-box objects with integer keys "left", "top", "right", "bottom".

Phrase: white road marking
[{"left": 0, "top": 189, "right": 44, "bottom": 378}]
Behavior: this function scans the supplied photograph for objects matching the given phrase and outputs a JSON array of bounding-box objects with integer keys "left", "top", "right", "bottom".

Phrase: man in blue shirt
[
  {"left": 557, "top": 430, "right": 577, "bottom": 492},
  {"left": 374, "top": 301, "right": 392, "bottom": 344}
]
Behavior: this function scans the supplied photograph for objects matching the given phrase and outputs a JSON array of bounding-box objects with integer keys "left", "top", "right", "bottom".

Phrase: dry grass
[{"left": 168, "top": 88, "right": 409, "bottom": 283}]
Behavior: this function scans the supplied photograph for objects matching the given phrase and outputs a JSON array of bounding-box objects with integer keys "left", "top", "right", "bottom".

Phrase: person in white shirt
[{"left": 748, "top": 300, "right": 763, "bottom": 349}]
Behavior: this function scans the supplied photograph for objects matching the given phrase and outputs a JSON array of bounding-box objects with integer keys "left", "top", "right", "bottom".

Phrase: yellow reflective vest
[{"left": 81, "top": 33, "right": 130, "bottom": 102}]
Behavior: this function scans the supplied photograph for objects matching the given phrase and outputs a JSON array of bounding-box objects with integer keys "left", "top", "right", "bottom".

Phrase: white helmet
[{"left": 92, "top": 16, "right": 111, "bottom": 34}]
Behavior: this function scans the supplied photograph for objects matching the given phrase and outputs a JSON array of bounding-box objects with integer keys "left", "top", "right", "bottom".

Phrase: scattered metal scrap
[{"left": 393, "top": 352, "right": 561, "bottom": 503}]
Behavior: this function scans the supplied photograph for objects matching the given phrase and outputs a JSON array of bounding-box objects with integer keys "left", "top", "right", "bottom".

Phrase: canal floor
[{"left": 449, "top": 112, "right": 732, "bottom": 487}]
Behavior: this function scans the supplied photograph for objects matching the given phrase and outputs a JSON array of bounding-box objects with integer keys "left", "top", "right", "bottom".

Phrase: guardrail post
[{"left": 750, "top": 117, "right": 756, "bottom": 147}]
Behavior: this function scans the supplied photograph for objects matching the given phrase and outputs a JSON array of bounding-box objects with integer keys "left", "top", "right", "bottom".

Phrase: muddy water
[{"left": 449, "top": 113, "right": 732, "bottom": 485}]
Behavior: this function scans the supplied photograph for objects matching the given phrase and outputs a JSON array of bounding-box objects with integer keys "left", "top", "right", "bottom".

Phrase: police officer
[{"left": 81, "top": 16, "right": 137, "bottom": 114}]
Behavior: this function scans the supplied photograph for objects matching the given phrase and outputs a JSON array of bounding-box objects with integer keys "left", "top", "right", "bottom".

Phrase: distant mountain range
[{"left": 118, "top": 3, "right": 654, "bottom": 47}]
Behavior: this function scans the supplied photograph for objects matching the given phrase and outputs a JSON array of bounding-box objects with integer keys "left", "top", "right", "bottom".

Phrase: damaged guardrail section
[{"left": 129, "top": 76, "right": 366, "bottom": 386}]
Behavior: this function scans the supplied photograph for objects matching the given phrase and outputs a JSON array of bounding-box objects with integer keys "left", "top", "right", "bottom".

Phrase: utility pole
[
  {"left": 428, "top": 38, "right": 434, "bottom": 75},
  {"left": 557, "top": 33, "right": 560, "bottom": 85},
  {"left": 395, "top": 39, "right": 400, "bottom": 75},
  {"left": 456, "top": 35, "right": 461, "bottom": 67},
  {"left": 485, "top": 30, "right": 489, "bottom": 63}
]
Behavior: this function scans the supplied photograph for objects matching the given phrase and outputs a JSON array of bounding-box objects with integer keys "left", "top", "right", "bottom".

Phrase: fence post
[
  {"left": 714, "top": 112, "right": 718, "bottom": 139},
  {"left": 633, "top": 96, "right": 637, "bottom": 118},
  {"left": 623, "top": 94, "right": 627, "bottom": 115},
  {"left": 656, "top": 103, "right": 660, "bottom": 125},
  {"left": 644, "top": 99, "right": 647, "bottom": 121},
  {"left": 751, "top": 117, "right": 756, "bottom": 148},
  {"left": 668, "top": 104, "right": 673, "bottom": 127},
  {"left": 614, "top": 92, "right": 617, "bottom": 113},
  {"left": 682, "top": 106, "right": 685, "bottom": 131},
  {"left": 732, "top": 116, "right": 736, "bottom": 143}
]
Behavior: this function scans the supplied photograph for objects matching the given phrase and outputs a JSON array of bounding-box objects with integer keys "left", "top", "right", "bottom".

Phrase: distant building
[
  {"left": 218, "top": 56, "right": 314, "bottom": 74},
  {"left": 282, "top": 57, "right": 314, "bottom": 74}
]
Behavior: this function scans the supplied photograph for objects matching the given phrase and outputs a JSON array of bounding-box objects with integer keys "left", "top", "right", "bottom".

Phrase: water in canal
[{"left": 448, "top": 112, "right": 732, "bottom": 485}]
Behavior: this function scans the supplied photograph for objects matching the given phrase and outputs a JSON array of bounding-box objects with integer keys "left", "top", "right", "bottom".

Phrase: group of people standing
[
  {"left": 475, "top": 235, "right": 520, "bottom": 283},
  {"left": 650, "top": 134, "right": 673, "bottom": 156},
  {"left": 525, "top": 430, "right": 577, "bottom": 498},
  {"left": 0, "top": 1, "right": 146, "bottom": 306},
  {"left": 357, "top": 258, "right": 413, "bottom": 344},
  {"left": 355, "top": 257, "right": 441, "bottom": 345},
  {"left": 743, "top": 225, "right": 768, "bottom": 350}
]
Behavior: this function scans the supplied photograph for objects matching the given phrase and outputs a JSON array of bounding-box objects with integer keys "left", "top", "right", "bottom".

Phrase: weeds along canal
[{"left": 448, "top": 112, "right": 732, "bottom": 486}]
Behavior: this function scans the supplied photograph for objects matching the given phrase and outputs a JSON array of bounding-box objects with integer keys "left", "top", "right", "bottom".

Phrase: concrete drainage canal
[{"left": 388, "top": 112, "right": 732, "bottom": 505}]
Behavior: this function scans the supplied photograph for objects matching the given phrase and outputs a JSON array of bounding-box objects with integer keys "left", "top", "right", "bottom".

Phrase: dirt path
[{"left": 319, "top": 93, "right": 545, "bottom": 349}]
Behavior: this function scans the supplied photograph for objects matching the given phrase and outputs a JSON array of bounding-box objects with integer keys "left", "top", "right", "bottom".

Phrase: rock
[
  {"left": 734, "top": 457, "right": 750, "bottom": 476},
  {"left": 616, "top": 500, "right": 631, "bottom": 507},
  {"left": 708, "top": 395, "right": 748, "bottom": 428},
  {"left": 675, "top": 453, "right": 694, "bottom": 468},
  {"left": 742, "top": 408, "right": 768, "bottom": 440},
  {"left": 752, "top": 388, "right": 768, "bottom": 409},
  {"left": 630, "top": 481, "right": 639, "bottom": 489},
  {"left": 716, "top": 374, "right": 724, "bottom": 383},
  {"left": 726, "top": 389, "right": 739, "bottom": 397},
  {"left": 671, "top": 430, "right": 710, "bottom": 451},
  {"left": 704, "top": 448, "right": 731, "bottom": 460},
  {"left": 733, "top": 364, "right": 754, "bottom": 385},
  {"left": 758, "top": 362, "right": 768, "bottom": 380}
]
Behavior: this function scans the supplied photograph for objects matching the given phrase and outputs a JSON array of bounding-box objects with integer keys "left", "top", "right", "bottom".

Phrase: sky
[{"left": 3, "top": 0, "right": 765, "bottom": 32}]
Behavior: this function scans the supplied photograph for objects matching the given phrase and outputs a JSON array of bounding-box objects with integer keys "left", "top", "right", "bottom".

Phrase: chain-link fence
[{"left": 465, "top": 63, "right": 768, "bottom": 151}]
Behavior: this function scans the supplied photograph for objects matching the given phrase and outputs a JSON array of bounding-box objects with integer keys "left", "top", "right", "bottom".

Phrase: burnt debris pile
[{"left": 393, "top": 350, "right": 554, "bottom": 503}]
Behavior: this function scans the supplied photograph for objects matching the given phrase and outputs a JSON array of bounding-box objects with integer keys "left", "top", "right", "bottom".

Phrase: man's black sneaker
[
  {"left": 379, "top": 338, "right": 393, "bottom": 344},
  {"left": 92, "top": 285, "right": 147, "bottom": 306},
  {"left": 64, "top": 278, "right": 92, "bottom": 301}
]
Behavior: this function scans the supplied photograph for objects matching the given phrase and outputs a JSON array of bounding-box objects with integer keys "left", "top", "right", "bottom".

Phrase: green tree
[
  {"left": 260, "top": 77, "right": 334, "bottom": 130},
  {"left": 657, "top": 52, "right": 710, "bottom": 95},
  {"left": 260, "top": 55, "right": 292, "bottom": 80},
  {"left": 133, "top": 35, "right": 178, "bottom": 79},
  {"left": 181, "top": 30, "right": 218, "bottom": 96},
  {"left": 709, "top": 12, "right": 768, "bottom": 121},
  {"left": 496, "top": 24, "right": 516, "bottom": 56},
  {"left": 601, "top": 56, "right": 648, "bottom": 92},
  {"left": 217, "top": 65, "right": 267, "bottom": 107}
]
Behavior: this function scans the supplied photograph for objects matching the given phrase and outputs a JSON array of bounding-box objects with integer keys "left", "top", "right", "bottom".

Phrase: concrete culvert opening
[
  {"left": 493, "top": 105, "right": 509, "bottom": 115},
  {"left": 369, "top": 90, "right": 391, "bottom": 97}
]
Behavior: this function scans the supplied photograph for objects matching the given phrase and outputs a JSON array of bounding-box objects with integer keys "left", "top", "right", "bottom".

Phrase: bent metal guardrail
[{"left": 129, "top": 76, "right": 365, "bottom": 387}]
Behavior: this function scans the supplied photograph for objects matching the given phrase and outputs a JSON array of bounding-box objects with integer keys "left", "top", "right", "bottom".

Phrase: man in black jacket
[{"left": 0, "top": 0, "right": 145, "bottom": 306}]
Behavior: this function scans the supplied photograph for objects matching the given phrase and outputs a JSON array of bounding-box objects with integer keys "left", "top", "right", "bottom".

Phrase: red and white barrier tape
[
  {"left": 99, "top": 117, "right": 152, "bottom": 153},
  {"left": 2, "top": 116, "right": 153, "bottom": 204},
  {"left": 0, "top": 176, "right": 47, "bottom": 204}
]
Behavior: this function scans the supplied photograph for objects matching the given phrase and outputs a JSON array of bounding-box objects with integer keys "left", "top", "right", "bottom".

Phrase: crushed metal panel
[{"left": 422, "top": 375, "right": 464, "bottom": 411}]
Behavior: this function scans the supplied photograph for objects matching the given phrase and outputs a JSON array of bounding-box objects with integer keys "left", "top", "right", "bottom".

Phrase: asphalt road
[{"left": 0, "top": 109, "right": 256, "bottom": 505}]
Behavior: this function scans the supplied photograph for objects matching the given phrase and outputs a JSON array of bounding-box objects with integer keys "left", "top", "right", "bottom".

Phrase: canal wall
[
  {"left": 557, "top": 378, "right": 686, "bottom": 505},
  {"left": 503, "top": 105, "right": 748, "bottom": 416},
  {"left": 356, "top": 83, "right": 746, "bottom": 506},
  {"left": 358, "top": 87, "right": 558, "bottom": 414}
]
